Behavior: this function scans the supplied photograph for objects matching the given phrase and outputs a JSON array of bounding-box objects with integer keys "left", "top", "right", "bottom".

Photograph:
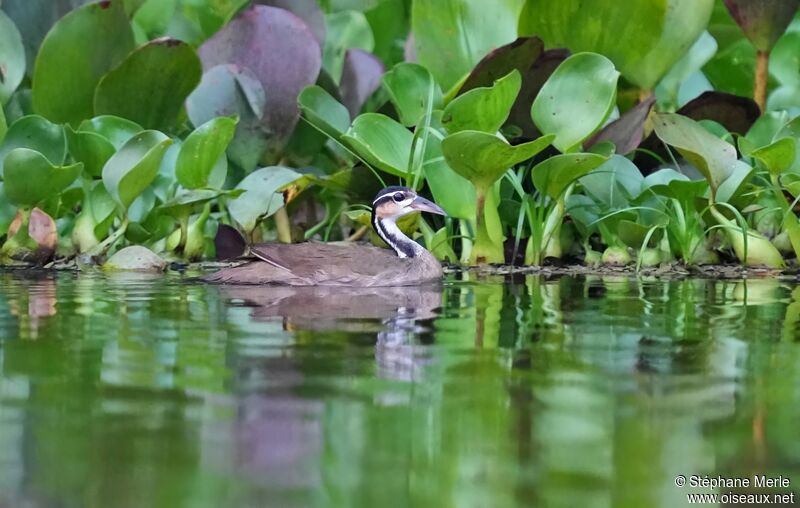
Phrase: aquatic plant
[{"left": 0, "top": 0, "right": 798, "bottom": 269}]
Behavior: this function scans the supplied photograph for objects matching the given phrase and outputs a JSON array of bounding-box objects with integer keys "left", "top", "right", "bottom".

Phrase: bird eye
[{"left": 392, "top": 192, "right": 405, "bottom": 202}]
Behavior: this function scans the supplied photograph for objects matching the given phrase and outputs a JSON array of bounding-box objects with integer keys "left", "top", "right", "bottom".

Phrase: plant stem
[
  {"left": 275, "top": 207, "right": 292, "bottom": 243},
  {"left": 470, "top": 187, "right": 504, "bottom": 265},
  {"left": 754, "top": 50, "right": 769, "bottom": 112},
  {"left": 88, "top": 217, "right": 129, "bottom": 256}
]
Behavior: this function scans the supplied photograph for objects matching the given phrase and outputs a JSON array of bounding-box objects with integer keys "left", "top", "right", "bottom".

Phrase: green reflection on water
[{"left": 0, "top": 271, "right": 798, "bottom": 507}]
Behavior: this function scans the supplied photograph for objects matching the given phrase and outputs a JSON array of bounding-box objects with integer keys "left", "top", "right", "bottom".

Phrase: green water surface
[{"left": 0, "top": 271, "right": 798, "bottom": 507}]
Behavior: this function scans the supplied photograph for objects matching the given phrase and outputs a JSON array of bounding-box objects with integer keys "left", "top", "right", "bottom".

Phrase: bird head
[{"left": 371, "top": 186, "right": 446, "bottom": 220}]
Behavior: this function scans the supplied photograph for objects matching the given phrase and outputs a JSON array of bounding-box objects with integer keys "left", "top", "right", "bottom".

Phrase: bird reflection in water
[{"left": 219, "top": 283, "right": 442, "bottom": 381}]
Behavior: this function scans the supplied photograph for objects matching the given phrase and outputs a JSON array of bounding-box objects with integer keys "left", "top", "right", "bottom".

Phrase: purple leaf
[
  {"left": 458, "top": 37, "right": 544, "bottom": 95},
  {"left": 215, "top": 223, "right": 247, "bottom": 260},
  {"left": 198, "top": 6, "right": 322, "bottom": 157},
  {"left": 256, "top": 0, "right": 325, "bottom": 45},
  {"left": 339, "top": 49, "right": 384, "bottom": 117},
  {"left": 587, "top": 94, "right": 655, "bottom": 155},
  {"left": 677, "top": 91, "right": 760, "bottom": 136},
  {"left": 723, "top": 0, "right": 799, "bottom": 52}
]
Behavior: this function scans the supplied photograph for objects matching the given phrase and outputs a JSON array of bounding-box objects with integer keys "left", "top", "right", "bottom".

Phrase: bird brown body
[
  {"left": 204, "top": 186, "right": 446, "bottom": 286},
  {"left": 204, "top": 241, "right": 442, "bottom": 286}
]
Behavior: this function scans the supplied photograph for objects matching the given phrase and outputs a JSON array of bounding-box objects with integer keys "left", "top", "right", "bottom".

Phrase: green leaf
[
  {"left": 382, "top": 63, "right": 443, "bottom": 127},
  {"left": 442, "top": 70, "right": 521, "bottom": 134},
  {"left": 579, "top": 155, "right": 644, "bottom": 209},
  {"left": 750, "top": 137, "right": 797, "bottom": 175},
  {"left": 715, "top": 160, "right": 754, "bottom": 204},
  {"left": 32, "top": 0, "right": 135, "bottom": 125},
  {"left": 298, "top": 85, "right": 351, "bottom": 140},
  {"left": 102, "top": 130, "right": 173, "bottom": 210},
  {"left": 423, "top": 134, "right": 476, "bottom": 220},
  {"left": 0, "top": 107, "right": 6, "bottom": 144},
  {"left": 0, "top": 10, "right": 25, "bottom": 104},
  {"left": 80, "top": 115, "right": 144, "bottom": 149},
  {"left": 94, "top": 38, "right": 202, "bottom": 131},
  {"left": 640, "top": 168, "right": 708, "bottom": 201},
  {"left": 65, "top": 116, "right": 143, "bottom": 178},
  {"left": 3, "top": 148, "right": 82, "bottom": 206},
  {"left": 412, "top": 0, "right": 524, "bottom": 90},
  {"left": 176, "top": 116, "right": 238, "bottom": 190},
  {"left": 65, "top": 126, "right": 115, "bottom": 178},
  {"left": 228, "top": 166, "right": 302, "bottom": 232},
  {"left": 441, "top": 131, "right": 553, "bottom": 190},
  {"left": 532, "top": 152, "right": 610, "bottom": 200},
  {"left": 0, "top": 115, "right": 65, "bottom": 176},
  {"left": 342, "top": 113, "right": 413, "bottom": 177},
  {"left": 519, "top": 0, "right": 714, "bottom": 90},
  {"left": 656, "top": 31, "right": 718, "bottom": 107},
  {"left": 652, "top": 113, "right": 738, "bottom": 196},
  {"left": 532, "top": 53, "right": 619, "bottom": 153},
  {"left": 323, "top": 10, "right": 374, "bottom": 82}
]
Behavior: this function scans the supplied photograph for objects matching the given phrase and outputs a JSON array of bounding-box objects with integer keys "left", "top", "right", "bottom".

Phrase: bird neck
[{"left": 371, "top": 213, "right": 422, "bottom": 258}]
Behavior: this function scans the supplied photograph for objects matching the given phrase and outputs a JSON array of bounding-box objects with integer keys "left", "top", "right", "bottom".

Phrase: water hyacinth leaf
[
  {"left": 750, "top": 137, "right": 797, "bottom": 175},
  {"left": 198, "top": 6, "right": 322, "bottom": 155},
  {"left": 441, "top": 131, "right": 553, "bottom": 190},
  {"left": 94, "top": 38, "right": 202, "bottom": 131},
  {"left": 532, "top": 53, "right": 620, "bottom": 153},
  {"left": 323, "top": 10, "right": 375, "bottom": 83},
  {"left": 0, "top": 115, "right": 65, "bottom": 176},
  {"left": 579, "top": 155, "right": 644, "bottom": 209},
  {"left": 176, "top": 116, "right": 238, "bottom": 189},
  {"left": 65, "top": 126, "right": 115, "bottom": 178},
  {"left": 744, "top": 110, "right": 791, "bottom": 150},
  {"left": 656, "top": 31, "right": 718, "bottom": 107},
  {"left": 618, "top": 220, "right": 659, "bottom": 250},
  {"left": 32, "top": 0, "right": 135, "bottom": 125},
  {"left": 723, "top": 0, "right": 799, "bottom": 52},
  {"left": 678, "top": 91, "right": 761, "bottom": 135},
  {"left": 340, "top": 49, "right": 384, "bottom": 117},
  {"left": 184, "top": 0, "right": 250, "bottom": 38},
  {"left": 442, "top": 70, "right": 521, "bottom": 134},
  {"left": 652, "top": 113, "right": 738, "bottom": 196},
  {"left": 635, "top": 91, "right": 760, "bottom": 172},
  {"left": 770, "top": 31, "right": 800, "bottom": 87},
  {"left": 3, "top": 148, "right": 82, "bottom": 206},
  {"left": 640, "top": 168, "right": 707, "bottom": 201},
  {"left": 382, "top": 63, "right": 443, "bottom": 127},
  {"left": 228, "top": 166, "right": 302, "bottom": 232},
  {"left": 65, "top": 115, "right": 142, "bottom": 178},
  {"left": 2, "top": 0, "right": 97, "bottom": 78},
  {"left": 342, "top": 113, "right": 413, "bottom": 177},
  {"left": 586, "top": 95, "right": 656, "bottom": 155},
  {"left": 508, "top": 49, "right": 569, "bottom": 139},
  {"left": 298, "top": 86, "right": 352, "bottom": 140},
  {"left": 532, "top": 152, "right": 610, "bottom": 200},
  {"left": 458, "top": 37, "right": 543, "bottom": 95},
  {"left": 186, "top": 64, "right": 268, "bottom": 172},
  {"left": 81, "top": 115, "right": 143, "bottom": 149},
  {"left": 0, "top": 10, "right": 25, "bottom": 105},
  {"left": 102, "top": 130, "right": 172, "bottom": 210},
  {"left": 257, "top": 0, "right": 326, "bottom": 44},
  {"left": 131, "top": 0, "right": 178, "bottom": 39},
  {"left": 412, "top": 0, "right": 524, "bottom": 91},
  {"left": 520, "top": 0, "right": 714, "bottom": 90},
  {"left": 0, "top": 108, "right": 6, "bottom": 144},
  {"left": 715, "top": 160, "right": 755, "bottom": 204},
  {"left": 423, "top": 134, "right": 477, "bottom": 220}
]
